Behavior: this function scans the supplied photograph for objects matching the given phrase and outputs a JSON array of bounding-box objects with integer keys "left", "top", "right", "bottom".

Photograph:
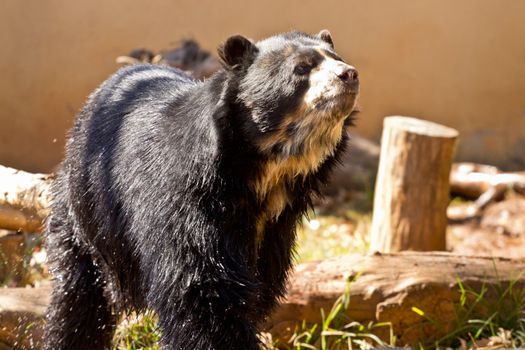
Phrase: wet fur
[{"left": 43, "top": 31, "right": 356, "bottom": 350}]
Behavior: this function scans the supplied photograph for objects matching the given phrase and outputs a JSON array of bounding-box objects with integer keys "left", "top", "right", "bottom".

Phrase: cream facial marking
[{"left": 303, "top": 50, "right": 356, "bottom": 109}]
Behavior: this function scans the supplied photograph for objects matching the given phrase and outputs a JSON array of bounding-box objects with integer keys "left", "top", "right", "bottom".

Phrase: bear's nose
[{"left": 337, "top": 68, "right": 358, "bottom": 84}]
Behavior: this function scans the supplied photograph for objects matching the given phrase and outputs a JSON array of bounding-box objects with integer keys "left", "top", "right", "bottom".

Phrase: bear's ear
[
  {"left": 218, "top": 35, "right": 257, "bottom": 69},
  {"left": 316, "top": 29, "right": 334, "bottom": 49}
]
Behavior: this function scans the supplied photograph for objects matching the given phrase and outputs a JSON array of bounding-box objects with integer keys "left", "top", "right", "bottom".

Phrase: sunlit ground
[{"left": 295, "top": 189, "right": 373, "bottom": 262}]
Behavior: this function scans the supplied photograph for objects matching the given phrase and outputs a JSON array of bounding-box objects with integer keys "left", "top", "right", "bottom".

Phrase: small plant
[
  {"left": 280, "top": 275, "right": 396, "bottom": 350},
  {"left": 412, "top": 274, "right": 525, "bottom": 349},
  {"left": 112, "top": 312, "right": 161, "bottom": 350}
]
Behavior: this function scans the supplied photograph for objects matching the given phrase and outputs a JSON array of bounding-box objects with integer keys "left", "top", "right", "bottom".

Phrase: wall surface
[{"left": 1, "top": 0, "right": 524, "bottom": 172}]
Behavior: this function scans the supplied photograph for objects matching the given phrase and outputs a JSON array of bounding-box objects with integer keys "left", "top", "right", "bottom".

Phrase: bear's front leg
[
  {"left": 255, "top": 213, "right": 298, "bottom": 315},
  {"left": 158, "top": 303, "right": 260, "bottom": 350},
  {"left": 148, "top": 256, "right": 262, "bottom": 349}
]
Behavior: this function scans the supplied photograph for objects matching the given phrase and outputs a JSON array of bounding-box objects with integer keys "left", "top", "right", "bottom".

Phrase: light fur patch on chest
[{"left": 252, "top": 114, "right": 344, "bottom": 250}]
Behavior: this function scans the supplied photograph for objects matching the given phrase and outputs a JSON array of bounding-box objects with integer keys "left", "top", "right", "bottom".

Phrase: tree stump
[{"left": 369, "top": 116, "right": 458, "bottom": 252}]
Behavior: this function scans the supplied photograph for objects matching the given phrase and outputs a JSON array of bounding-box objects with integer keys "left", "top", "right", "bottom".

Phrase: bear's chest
[
  {"left": 251, "top": 145, "right": 331, "bottom": 250},
  {"left": 250, "top": 117, "right": 346, "bottom": 252}
]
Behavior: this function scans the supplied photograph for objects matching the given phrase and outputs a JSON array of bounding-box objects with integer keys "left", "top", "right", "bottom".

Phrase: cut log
[
  {"left": 2, "top": 253, "right": 524, "bottom": 347},
  {"left": 369, "top": 117, "right": 458, "bottom": 252},
  {"left": 0, "top": 165, "right": 52, "bottom": 232},
  {"left": 481, "top": 197, "right": 525, "bottom": 236},
  {"left": 116, "top": 40, "right": 221, "bottom": 80}
]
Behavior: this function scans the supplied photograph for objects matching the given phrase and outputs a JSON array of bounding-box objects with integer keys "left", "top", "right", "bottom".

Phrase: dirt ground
[{"left": 449, "top": 195, "right": 525, "bottom": 259}]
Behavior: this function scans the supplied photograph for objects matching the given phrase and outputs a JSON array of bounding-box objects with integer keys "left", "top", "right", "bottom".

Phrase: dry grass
[{"left": 296, "top": 213, "right": 371, "bottom": 263}]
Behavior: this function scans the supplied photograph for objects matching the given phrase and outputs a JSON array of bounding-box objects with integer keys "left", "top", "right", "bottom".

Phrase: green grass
[
  {"left": 112, "top": 313, "right": 161, "bottom": 350},
  {"left": 412, "top": 275, "right": 525, "bottom": 349},
  {"left": 271, "top": 276, "right": 396, "bottom": 350}
]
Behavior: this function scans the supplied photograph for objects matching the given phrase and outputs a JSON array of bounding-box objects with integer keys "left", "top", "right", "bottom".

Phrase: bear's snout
[
  {"left": 335, "top": 64, "right": 359, "bottom": 93},
  {"left": 337, "top": 67, "right": 358, "bottom": 84}
]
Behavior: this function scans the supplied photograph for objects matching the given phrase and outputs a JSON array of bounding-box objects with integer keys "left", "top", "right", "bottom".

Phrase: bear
[{"left": 43, "top": 29, "right": 359, "bottom": 350}]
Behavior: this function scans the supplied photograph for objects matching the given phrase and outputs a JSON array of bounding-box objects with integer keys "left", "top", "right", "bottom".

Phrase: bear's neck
[{"left": 251, "top": 122, "right": 347, "bottom": 251}]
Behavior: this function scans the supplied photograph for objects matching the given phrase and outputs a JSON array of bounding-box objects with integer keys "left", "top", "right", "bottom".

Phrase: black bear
[{"left": 43, "top": 30, "right": 359, "bottom": 349}]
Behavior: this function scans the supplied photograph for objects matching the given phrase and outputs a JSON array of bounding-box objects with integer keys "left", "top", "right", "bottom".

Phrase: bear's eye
[{"left": 294, "top": 62, "right": 313, "bottom": 75}]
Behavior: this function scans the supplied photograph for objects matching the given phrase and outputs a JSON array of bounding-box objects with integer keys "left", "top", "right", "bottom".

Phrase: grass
[
  {"left": 412, "top": 275, "right": 525, "bottom": 349},
  {"left": 270, "top": 276, "right": 396, "bottom": 350},
  {"left": 112, "top": 312, "right": 161, "bottom": 350}
]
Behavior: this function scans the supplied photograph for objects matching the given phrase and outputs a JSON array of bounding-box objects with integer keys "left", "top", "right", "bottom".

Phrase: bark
[{"left": 370, "top": 116, "right": 458, "bottom": 252}]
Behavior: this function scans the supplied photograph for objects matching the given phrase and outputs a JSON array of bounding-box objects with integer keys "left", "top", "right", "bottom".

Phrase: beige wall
[{"left": 1, "top": 0, "right": 525, "bottom": 173}]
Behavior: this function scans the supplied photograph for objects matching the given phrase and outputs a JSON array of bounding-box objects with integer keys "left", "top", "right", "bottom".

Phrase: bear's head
[{"left": 218, "top": 30, "right": 359, "bottom": 163}]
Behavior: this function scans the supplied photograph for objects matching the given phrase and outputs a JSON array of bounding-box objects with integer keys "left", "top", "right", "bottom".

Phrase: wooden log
[
  {"left": 2, "top": 253, "right": 524, "bottom": 347},
  {"left": 268, "top": 252, "right": 525, "bottom": 346},
  {"left": 450, "top": 162, "right": 501, "bottom": 199},
  {"left": 450, "top": 162, "right": 525, "bottom": 198},
  {"left": 369, "top": 117, "right": 458, "bottom": 252},
  {"left": 0, "top": 165, "right": 52, "bottom": 232},
  {"left": 448, "top": 162, "right": 525, "bottom": 221}
]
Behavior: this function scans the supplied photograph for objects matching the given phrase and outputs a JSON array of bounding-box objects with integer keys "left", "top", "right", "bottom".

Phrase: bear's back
[{"left": 59, "top": 64, "right": 220, "bottom": 257}]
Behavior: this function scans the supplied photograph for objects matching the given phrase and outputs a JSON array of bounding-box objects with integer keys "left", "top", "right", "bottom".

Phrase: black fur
[{"left": 44, "top": 30, "right": 357, "bottom": 349}]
